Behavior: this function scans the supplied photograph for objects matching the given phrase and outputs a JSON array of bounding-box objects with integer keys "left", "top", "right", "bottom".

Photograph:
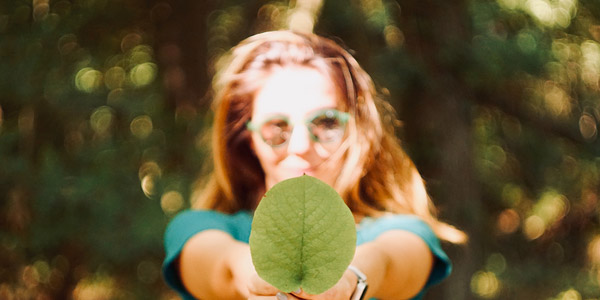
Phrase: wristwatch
[{"left": 348, "top": 265, "right": 368, "bottom": 300}]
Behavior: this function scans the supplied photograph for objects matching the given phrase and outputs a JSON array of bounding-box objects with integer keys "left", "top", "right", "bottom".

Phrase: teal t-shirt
[{"left": 162, "top": 210, "right": 451, "bottom": 300}]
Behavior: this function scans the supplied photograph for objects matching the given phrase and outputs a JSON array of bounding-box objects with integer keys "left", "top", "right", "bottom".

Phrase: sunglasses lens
[
  {"left": 252, "top": 110, "right": 347, "bottom": 147},
  {"left": 260, "top": 118, "right": 291, "bottom": 146},
  {"left": 309, "top": 111, "right": 346, "bottom": 143}
]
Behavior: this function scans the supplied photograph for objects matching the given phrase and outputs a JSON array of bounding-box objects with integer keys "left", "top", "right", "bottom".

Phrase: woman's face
[{"left": 250, "top": 65, "right": 346, "bottom": 190}]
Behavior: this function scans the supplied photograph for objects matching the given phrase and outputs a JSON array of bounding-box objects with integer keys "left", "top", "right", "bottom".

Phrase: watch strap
[{"left": 348, "top": 265, "right": 368, "bottom": 300}]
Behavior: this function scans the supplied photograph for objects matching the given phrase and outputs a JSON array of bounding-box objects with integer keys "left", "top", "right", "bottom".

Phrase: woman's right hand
[
  {"left": 226, "top": 242, "right": 261, "bottom": 298},
  {"left": 247, "top": 272, "right": 285, "bottom": 299}
]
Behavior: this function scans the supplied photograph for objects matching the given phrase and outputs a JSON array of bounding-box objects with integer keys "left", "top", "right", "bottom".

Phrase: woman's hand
[
  {"left": 225, "top": 242, "right": 263, "bottom": 298},
  {"left": 247, "top": 272, "right": 283, "bottom": 299},
  {"left": 227, "top": 243, "right": 289, "bottom": 299},
  {"left": 290, "top": 269, "right": 357, "bottom": 300},
  {"left": 248, "top": 268, "right": 357, "bottom": 300}
]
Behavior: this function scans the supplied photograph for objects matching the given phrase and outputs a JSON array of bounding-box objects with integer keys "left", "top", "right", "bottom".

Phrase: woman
[{"left": 163, "top": 30, "right": 466, "bottom": 300}]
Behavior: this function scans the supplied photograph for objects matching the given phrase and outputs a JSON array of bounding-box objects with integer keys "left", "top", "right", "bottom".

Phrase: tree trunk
[{"left": 397, "top": 1, "right": 483, "bottom": 299}]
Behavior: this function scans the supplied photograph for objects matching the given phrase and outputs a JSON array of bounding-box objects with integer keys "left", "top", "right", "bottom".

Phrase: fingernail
[
  {"left": 294, "top": 288, "right": 302, "bottom": 294},
  {"left": 276, "top": 292, "right": 288, "bottom": 300}
]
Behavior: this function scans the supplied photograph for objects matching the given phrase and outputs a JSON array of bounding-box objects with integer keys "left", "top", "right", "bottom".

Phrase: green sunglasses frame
[{"left": 246, "top": 108, "right": 351, "bottom": 147}]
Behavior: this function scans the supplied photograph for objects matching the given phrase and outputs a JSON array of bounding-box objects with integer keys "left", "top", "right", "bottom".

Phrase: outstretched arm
[
  {"left": 286, "top": 229, "right": 434, "bottom": 300},
  {"left": 354, "top": 229, "right": 434, "bottom": 299},
  {"left": 179, "top": 229, "right": 257, "bottom": 300}
]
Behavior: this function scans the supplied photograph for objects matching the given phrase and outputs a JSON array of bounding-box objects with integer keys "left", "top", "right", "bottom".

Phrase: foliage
[{"left": 0, "top": 0, "right": 599, "bottom": 299}]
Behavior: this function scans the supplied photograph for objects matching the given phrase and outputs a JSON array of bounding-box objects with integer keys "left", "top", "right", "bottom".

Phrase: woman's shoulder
[
  {"left": 356, "top": 213, "right": 434, "bottom": 241},
  {"left": 165, "top": 209, "right": 253, "bottom": 244},
  {"left": 167, "top": 209, "right": 253, "bottom": 225},
  {"left": 356, "top": 213, "right": 447, "bottom": 262},
  {"left": 170, "top": 208, "right": 251, "bottom": 218}
]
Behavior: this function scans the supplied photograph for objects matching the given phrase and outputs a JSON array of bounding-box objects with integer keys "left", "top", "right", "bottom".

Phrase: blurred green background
[{"left": 1, "top": 0, "right": 599, "bottom": 299}]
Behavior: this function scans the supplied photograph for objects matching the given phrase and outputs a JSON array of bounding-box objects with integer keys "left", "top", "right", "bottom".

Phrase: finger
[
  {"left": 247, "top": 292, "right": 302, "bottom": 300},
  {"left": 290, "top": 288, "right": 311, "bottom": 299},
  {"left": 291, "top": 288, "right": 331, "bottom": 300},
  {"left": 248, "top": 296, "right": 278, "bottom": 300},
  {"left": 247, "top": 274, "right": 279, "bottom": 296},
  {"left": 276, "top": 292, "right": 302, "bottom": 300}
]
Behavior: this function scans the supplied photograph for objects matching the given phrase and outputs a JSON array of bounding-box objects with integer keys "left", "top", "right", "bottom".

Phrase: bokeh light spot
[
  {"left": 517, "top": 31, "right": 537, "bottom": 54},
  {"left": 139, "top": 161, "right": 161, "bottom": 198},
  {"left": 141, "top": 175, "right": 156, "bottom": 198},
  {"left": 497, "top": 209, "right": 520, "bottom": 234},
  {"left": 33, "top": 260, "right": 50, "bottom": 284},
  {"left": 161, "top": 191, "right": 184, "bottom": 214},
  {"left": 556, "top": 289, "right": 582, "bottom": 300},
  {"left": 524, "top": 215, "right": 546, "bottom": 239},
  {"left": 72, "top": 274, "right": 117, "bottom": 300},
  {"left": 75, "top": 68, "right": 103, "bottom": 93},
  {"left": 130, "top": 63, "right": 157, "bottom": 87},
  {"left": 471, "top": 271, "right": 500, "bottom": 298},
  {"left": 107, "top": 88, "right": 125, "bottom": 106},
  {"left": 90, "top": 106, "right": 114, "bottom": 135},
  {"left": 121, "top": 32, "right": 143, "bottom": 53},
  {"left": 288, "top": 10, "right": 314, "bottom": 33},
  {"left": 588, "top": 235, "right": 600, "bottom": 265},
  {"left": 130, "top": 115, "right": 153, "bottom": 139},
  {"left": 130, "top": 45, "right": 153, "bottom": 65},
  {"left": 486, "top": 253, "right": 507, "bottom": 274},
  {"left": 257, "top": 4, "right": 286, "bottom": 29},
  {"left": 579, "top": 113, "right": 597, "bottom": 141},
  {"left": 384, "top": 25, "right": 404, "bottom": 48},
  {"left": 534, "top": 191, "right": 568, "bottom": 225},
  {"left": 497, "top": 0, "right": 519, "bottom": 10},
  {"left": 501, "top": 116, "right": 522, "bottom": 138},
  {"left": 488, "top": 145, "right": 507, "bottom": 166},
  {"left": 58, "top": 34, "right": 78, "bottom": 56},
  {"left": 527, "top": 0, "right": 553, "bottom": 26},
  {"left": 544, "top": 82, "right": 571, "bottom": 117},
  {"left": 22, "top": 265, "right": 40, "bottom": 288},
  {"left": 502, "top": 184, "right": 524, "bottom": 206},
  {"left": 104, "top": 66, "right": 126, "bottom": 90},
  {"left": 580, "top": 40, "right": 600, "bottom": 89},
  {"left": 33, "top": 0, "right": 50, "bottom": 22},
  {"left": 553, "top": 8, "right": 571, "bottom": 28},
  {"left": 138, "top": 161, "right": 162, "bottom": 181}
]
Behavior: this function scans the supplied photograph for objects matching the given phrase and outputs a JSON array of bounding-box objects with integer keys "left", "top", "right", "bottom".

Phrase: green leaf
[{"left": 249, "top": 175, "right": 356, "bottom": 294}]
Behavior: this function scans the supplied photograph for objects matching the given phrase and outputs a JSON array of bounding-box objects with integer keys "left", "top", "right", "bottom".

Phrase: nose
[{"left": 286, "top": 124, "right": 311, "bottom": 155}]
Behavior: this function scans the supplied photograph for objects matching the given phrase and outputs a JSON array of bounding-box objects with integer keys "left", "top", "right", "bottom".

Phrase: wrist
[{"left": 348, "top": 265, "right": 368, "bottom": 300}]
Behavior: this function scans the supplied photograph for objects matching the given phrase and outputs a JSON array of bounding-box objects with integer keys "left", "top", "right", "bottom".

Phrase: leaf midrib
[{"left": 299, "top": 175, "right": 306, "bottom": 284}]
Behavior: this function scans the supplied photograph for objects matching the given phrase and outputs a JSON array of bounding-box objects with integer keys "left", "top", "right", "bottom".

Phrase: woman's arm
[
  {"left": 180, "top": 229, "right": 433, "bottom": 300},
  {"left": 285, "top": 229, "right": 434, "bottom": 300},
  {"left": 179, "top": 229, "right": 257, "bottom": 300},
  {"left": 353, "top": 229, "right": 434, "bottom": 300}
]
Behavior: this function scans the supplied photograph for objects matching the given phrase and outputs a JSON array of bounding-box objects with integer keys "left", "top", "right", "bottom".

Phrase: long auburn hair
[{"left": 192, "top": 31, "right": 466, "bottom": 244}]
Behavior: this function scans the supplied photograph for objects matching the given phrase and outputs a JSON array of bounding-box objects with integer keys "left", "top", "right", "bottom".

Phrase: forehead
[{"left": 251, "top": 66, "right": 340, "bottom": 119}]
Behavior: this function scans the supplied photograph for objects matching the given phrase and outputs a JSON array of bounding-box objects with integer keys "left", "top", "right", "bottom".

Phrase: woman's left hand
[
  {"left": 288, "top": 269, "right": 357, "bottom": 300},
  {"left": 248, "top": 268, "right": 357, "bottom": 300}
]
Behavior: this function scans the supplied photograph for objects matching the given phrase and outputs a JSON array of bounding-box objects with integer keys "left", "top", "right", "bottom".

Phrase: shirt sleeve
[
  {"left": 161, "top": 210, "right": 252, "bottom": 299},
  {"left": 356, "top": 215, "right": 451, "bottom": 297}
]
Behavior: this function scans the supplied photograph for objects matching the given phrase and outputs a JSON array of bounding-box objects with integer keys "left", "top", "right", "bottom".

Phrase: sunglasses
[{"left": 247, "top": 108, "right": 350, "bottom": 147}]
